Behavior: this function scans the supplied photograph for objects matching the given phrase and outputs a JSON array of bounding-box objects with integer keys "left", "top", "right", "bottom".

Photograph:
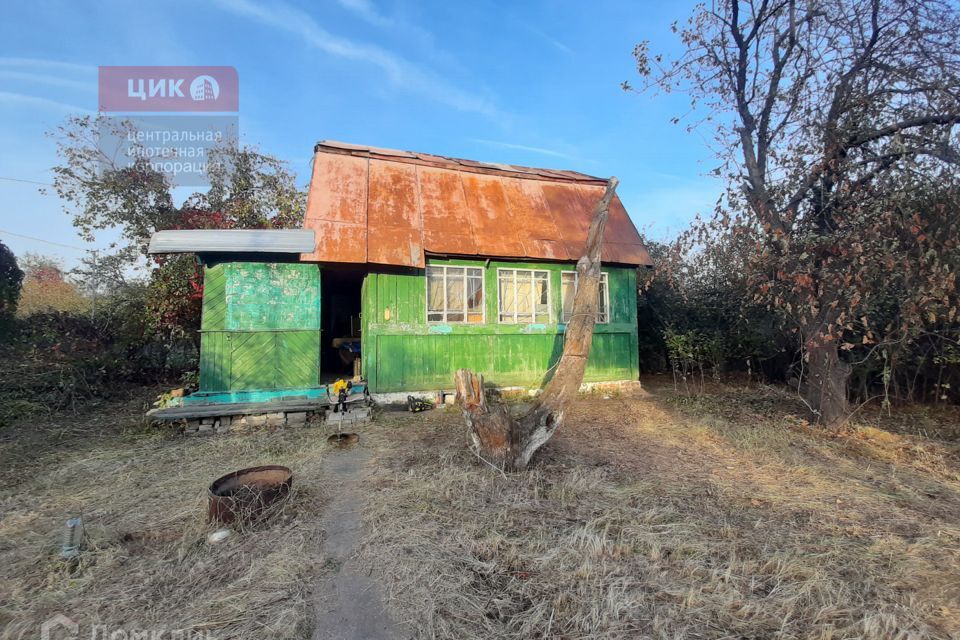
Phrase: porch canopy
[{"left": 148, "top": 229, "right": 316, "bottom": 255}]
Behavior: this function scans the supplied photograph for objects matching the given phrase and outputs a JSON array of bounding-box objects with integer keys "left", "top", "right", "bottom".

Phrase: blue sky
[{"left": 0, "top": 0, "right": 721, "bottom": 270}]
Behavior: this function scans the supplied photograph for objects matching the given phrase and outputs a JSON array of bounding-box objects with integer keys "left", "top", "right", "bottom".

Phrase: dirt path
[{"left": 312, "top": 446, "right": 406, "bottom": 640}]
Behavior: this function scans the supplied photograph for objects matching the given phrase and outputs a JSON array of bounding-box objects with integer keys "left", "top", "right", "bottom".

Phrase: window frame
[
  {"left": 561, "top": 270, "right": 610, "bottom": 324},
  {"left": 496, "top": 267, "right": 553, "bottom": 324},
  {"left": 425, "top": 264, "right": 486, "bottom": 324}
]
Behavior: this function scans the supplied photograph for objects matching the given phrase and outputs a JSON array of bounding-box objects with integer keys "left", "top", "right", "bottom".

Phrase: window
[
  {"left": 427, "top": 265, "right": 484, "bottom": 323},
  {"left": 561, "top": 271, "right": 609, "bottom": 323},
  {"left": 498, "top": 269, "right": 551, "bottom": 323}
]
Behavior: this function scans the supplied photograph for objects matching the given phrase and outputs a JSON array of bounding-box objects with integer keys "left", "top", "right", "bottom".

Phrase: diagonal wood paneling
[
  {"left": 199, "top": 332, "right": 229, "bottom": 391},
  {"left": 230, "top": 332, "right": 275, "bottom": 390},
  {"left": 276, "top": 332, "right": 320, "bottom": 388},
  {"left": 201, "top": 264, "right": 228, "bottom": 331},
  {"left": 199, "top": 262, "right": 322, "bottom": 393}
]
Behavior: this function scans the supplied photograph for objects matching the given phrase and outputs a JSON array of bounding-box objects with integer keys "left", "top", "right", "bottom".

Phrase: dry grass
[
  {"left": 0, "top": 389, "right": 333, "bottom": 640},
  {"left": 2, "top": 380, "right": 960, "bottom": 639},
  {"left": 357, "top": 378, "right": 960, "bottom": 639}
]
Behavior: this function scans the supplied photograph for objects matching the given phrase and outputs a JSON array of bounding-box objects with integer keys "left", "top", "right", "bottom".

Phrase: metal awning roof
[{"left": 148, "top": 229, "right": 316, "bottom": 254}]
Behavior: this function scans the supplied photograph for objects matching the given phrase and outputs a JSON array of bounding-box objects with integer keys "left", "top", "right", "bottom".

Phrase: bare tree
[
  {"left": 631, "top": 0, "right": 960, "bottom": 425},
  {"left": 455, "top": 178, "right": 619, "bottom": 471}
]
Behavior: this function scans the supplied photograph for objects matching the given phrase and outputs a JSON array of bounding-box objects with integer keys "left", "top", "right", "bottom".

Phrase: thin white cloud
[
  {"left": 525, "top": 26, "right": 573, "bottom": 54},
  {"left": 213, "top": 0, "right": 497, "bottom": 117},
  {"left": 469, "top": 138, "right": 575, "bottom": 160},
  {"left": 336, "top": 0, "right": 393, "bottom": 29},
  {"left": 0, "top": 57, "right": 96, "bottom": 75},
  {"left": 334, "top": 0, "right": 453, "bottom": 65},
  {"left": 0, "top": 91, "right": 90, "bottom": 114},
  {"left": 0, "top": 59, "right": 95, "bottom": 114},
  {"left": 0, "top": 70, "right": 94, "bottom": 92}
]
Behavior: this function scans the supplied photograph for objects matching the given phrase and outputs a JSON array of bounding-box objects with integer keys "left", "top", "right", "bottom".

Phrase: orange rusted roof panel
[
  {"left": 499, "top": 178, "right": 572, "bottom": 261},
  {"left": 300, "top": 153, "right": 368, "bottom": 263},
  {"left": 301, "top": 141, "right": 653, "bottom": 267},
  {"left": 418, "top": 165, "right": 480, "bottom": 256},
  {"left": 460, "top": 172, "right": 527, "bottom": 258},
  {"left": 300, "top": 219, "right": 367, "bottom": 263},
  {"left": 541, "top": 182, "right": 592, "bottom": 259},
  {"left": 366, "top": 160, "right": 424, "bottom": 267},
  {"left": 576, "top": 186, "right": 651, "bottom": 264}
]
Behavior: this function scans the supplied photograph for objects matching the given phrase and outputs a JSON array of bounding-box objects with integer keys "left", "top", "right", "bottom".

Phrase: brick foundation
[{"left": 179, "top": 405, "right": 373, "bottom": 436}]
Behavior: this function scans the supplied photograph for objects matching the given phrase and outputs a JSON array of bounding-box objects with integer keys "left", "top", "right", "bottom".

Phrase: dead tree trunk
[{"left": 455, "top": 177, "right": 620, "bottom": 472}]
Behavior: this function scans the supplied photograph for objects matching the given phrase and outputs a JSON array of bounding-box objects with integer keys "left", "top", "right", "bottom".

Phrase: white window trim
[
  {"left": 426, "top": 264, "right": 486, "bottom": 324},
  {"left": 496, "top": 267, "right": 552, "bottom": 324},
  {"left": 561, "top": 270, "right": 610, "bottom": 324}
]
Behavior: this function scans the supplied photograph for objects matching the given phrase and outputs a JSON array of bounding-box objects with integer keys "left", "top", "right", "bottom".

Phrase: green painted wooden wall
[
  {"left": 362, "top": 259, "right": 639, "bottom": 392},
  {"left": 199, "top": 261, "right": 321, "bottom": 392}
]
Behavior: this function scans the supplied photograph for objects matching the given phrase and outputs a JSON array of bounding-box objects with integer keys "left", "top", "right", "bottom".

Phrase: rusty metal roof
[{"left": 301, "top": 140, "right": 653, "bottom": 267}]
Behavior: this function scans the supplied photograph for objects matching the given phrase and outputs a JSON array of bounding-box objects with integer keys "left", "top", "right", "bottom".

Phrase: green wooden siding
[
  {"left": 199, "top": 262, "right": 321, "bottom": 392},
  {"left": 362, "top": 259, "right": 639, "bottom": 392},
  {"left": 201, "top": 262, "right": 321, "bottom": 332}
]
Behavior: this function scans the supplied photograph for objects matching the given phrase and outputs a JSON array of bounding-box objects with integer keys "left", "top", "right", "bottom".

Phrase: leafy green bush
[{"left": 638, "top": 237, "right": 789, "bottom": 383}]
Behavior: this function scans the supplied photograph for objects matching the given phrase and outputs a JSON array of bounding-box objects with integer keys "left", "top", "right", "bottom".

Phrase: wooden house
[{"left": 150, "top": 141, "right": 653, "bottom": 404}]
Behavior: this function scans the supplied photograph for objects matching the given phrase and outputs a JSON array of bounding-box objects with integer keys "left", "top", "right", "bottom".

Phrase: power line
[
  {"left": 0, "top": 176, "right": 54, "bottom": 187},
  {"left": 0, "top": 228, "right": 88, "bottom": 251}
]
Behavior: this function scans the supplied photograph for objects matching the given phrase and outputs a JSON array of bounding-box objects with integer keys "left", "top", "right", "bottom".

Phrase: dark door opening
[{"left": 320, "top": 267, "right": 366, "bottom": 381}]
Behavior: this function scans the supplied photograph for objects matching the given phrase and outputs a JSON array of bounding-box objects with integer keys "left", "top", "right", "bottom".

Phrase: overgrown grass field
[{"left": 2, "top": 378, "right": 959, "bottom": 639}]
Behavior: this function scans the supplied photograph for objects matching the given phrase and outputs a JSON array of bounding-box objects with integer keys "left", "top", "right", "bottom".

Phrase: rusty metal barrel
[{"left": 208, "top": 465, "right": 293, "bottom": 524}]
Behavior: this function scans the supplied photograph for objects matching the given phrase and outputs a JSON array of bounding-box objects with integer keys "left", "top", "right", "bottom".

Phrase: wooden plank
[
  {"left": 230, "top": 332, "right": 274, "bottom": 390},
  {"left": 150, "top": 399, "right": 328, "bottom": 421},
  {"left": 361, "top": 274, "right": 377, "bottom": 387},
  {"left": 396, "top": 272, "right": 412, "bottom": 325},
  {"left": 201, "top": 264, "right": 227, "bottom": 331},
  {"left": 276, "top": 331, "right": 320, "bottom": 388},
  {"left": 200, "top": 332, "right": 229, "bottom": 391}
]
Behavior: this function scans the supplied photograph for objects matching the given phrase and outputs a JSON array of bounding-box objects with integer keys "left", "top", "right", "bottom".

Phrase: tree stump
[{"left": 454, "top": 177, "right": 620, "bottom": 471}]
